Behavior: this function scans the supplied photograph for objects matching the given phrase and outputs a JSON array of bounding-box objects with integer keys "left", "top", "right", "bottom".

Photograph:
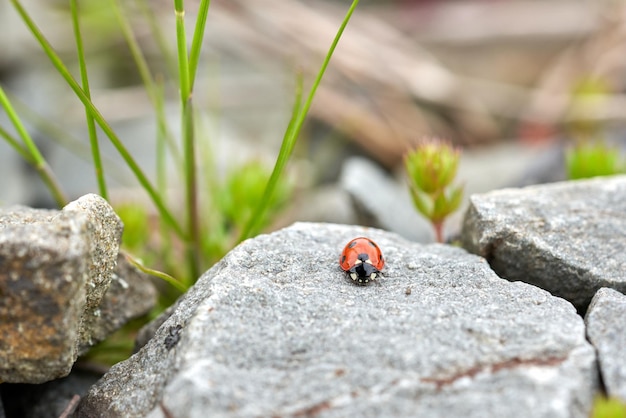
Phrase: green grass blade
[
  {"left": 70, "top": 0, "right": 108, "bottom": 200},
  {"left": 294, "top": 0, "right": 359, "bottom": 134},
  {"left": 10, "top": 0, "right": 186, "bottom": 238},
  {"left": 174, "top": 0, "right": 191, "bottom": 101},
  {"left": 0, "top": 86, "right": 46, "bottom": 169},
  {"left": 124, "top": 252, "right": 188, "bottom": 293},
  {"left": 238, "top": 0, "right": 360, "bottom": 241},
  {"left": 238, "top": 72, "right": 303, "bottom": 241},
  {"left": 0, "top": 124, "right": 33, "bottom": 163},
  {"left": 0, "top": 85, "right": 67, "bottom": 206},
  {"left": 183, "top": 97, "right": 200, "bottom": 282},
  {"left": 174, "top": 0, "right": 201, "bottom": 279},
  {"left": 188, "top": 0, "right": 211, "bottom": 89}
]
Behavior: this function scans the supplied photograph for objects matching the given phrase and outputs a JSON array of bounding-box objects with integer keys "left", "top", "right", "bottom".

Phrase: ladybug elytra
[{"left": 339, "top": 237, "right": 385, "bottom": 285}]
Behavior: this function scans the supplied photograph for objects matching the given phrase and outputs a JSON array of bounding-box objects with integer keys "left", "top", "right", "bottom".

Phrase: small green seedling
[
  {"left": 203, "top": 160, "right": 292, "bottom": 265},
  {"left": 404, "top": 138, "right": 464, "bottom": 243},
  {"left": 566, "top": 141, "right": 625, "bottom": 180}
]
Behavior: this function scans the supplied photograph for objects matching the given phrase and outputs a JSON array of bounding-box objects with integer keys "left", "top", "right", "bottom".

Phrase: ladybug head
[{"left": 349, "top": 254, "right": 380, "bottom": 285}]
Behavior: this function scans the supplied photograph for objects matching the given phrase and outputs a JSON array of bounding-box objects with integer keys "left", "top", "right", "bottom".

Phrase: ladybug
[{"left": 339, "top": 237, "right": 385, "bottom": 285}]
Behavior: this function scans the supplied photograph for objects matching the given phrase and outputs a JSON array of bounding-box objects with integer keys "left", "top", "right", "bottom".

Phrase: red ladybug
[{"left": 339, "top": 237, "right": 385, "bottom": 285}]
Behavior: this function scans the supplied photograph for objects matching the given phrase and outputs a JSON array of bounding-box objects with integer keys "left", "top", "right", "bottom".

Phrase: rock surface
[
  {"left": 62, "top": 195, "right": 124, "bottom": 350},
  {"left": 0, "top": 254, "right": 156, "bottom": 415},
  {"left": 0, "top": 194, "right": 127, "bottom": 383},
  {"left": 461, "top": 175, "right": 626, "bottom": 311},
  {"left": 78, "top": 252, "right": 158, "bottom": 355},
  {"left": 585, "top": 288, "right": 626, "bottom": 402},
  {"left": 78, "top": 222, "right": 596, "bottom": 418},
  {"left": 340, "top": 157, "right": 434, "bottom": 242}
]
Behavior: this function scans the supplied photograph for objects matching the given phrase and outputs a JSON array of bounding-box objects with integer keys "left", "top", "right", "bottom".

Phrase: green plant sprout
[
  {"left": 566, "top": 141, "right": 625, "bottom": 180},
  {"left": 404, "top": 138, "right": 464, "bottom": 243}
]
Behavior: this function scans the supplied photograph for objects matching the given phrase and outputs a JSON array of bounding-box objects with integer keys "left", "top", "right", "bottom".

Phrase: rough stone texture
[
  {"left": 63, "top": 196, "right": 122, "bottom": 309},
  {"left": 78, "top": 222, "right": 596, "bottom": 418},
  {"left": 0, "top": 194, "right": 122, "bottom": 383},
  {"left": 461, "top": 175, "right": 626, "bottom": 311},
  {"left": 63, "top": 194, "right": 124, "bottom": 349},
  {"left": 134, "top": 303, "right": 176, "bottom": 354},
  {"left": 0, "top": 254, "right": 155, "bottom": 415},
  {"left": 78, "top": 252, "right": 158, "bottom": 355},
  {"left": 585, "top": 287, "right": 626, "bottom": 402}
]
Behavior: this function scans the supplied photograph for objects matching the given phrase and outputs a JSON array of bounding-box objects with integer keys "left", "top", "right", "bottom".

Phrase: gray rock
[
  {"left": 0, "top": 254, "right": 155, "bottom": 415},
  {"left": 340, "top": 157, "right": 434, "bottom": 242},
  {"left": 78, "top": 222, "right": 596, "bottom": 418},
  {"left": 134, "top": 302, "right": 177, "bottom": 354},
  {"left": 0, "top": 194, "right": 122, "bottom": 383},
  {"left": 63, "top": 194, "right": 125, "bottom": 349},
  {"left": 78, "top": 252, "right": 158, "bottom": 355},
  {"left": 461, "top": 175, "right": 626, "bottom": 311},
  {"left": 585, "top": 287, "right": 626, "bottom": 402}
]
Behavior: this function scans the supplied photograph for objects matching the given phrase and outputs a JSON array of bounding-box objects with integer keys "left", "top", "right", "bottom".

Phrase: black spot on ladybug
[
  {"left": 348, "top": 240, "right": 357, "bottom": 248},
  {"left": 164, "top": 324, "right": 183, "bottom": 350}
]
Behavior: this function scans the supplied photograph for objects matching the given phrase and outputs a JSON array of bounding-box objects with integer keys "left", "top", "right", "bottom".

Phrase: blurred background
[{"left": 1, "top": 0, "right": 625, "bottom": 246}]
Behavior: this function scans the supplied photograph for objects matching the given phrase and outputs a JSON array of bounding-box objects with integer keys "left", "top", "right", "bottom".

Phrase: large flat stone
[
  {"left": 0, "top": 194, "right": 123, "bottom": 383},
  {"left": 78, "top": 222, "right": 596, "bottom": 418},
  {"left": 461, "top": 175, "right": 626, "bottom": 311},
  {"left": 585, "top": 287, "right": 626, "bottom": 402}
]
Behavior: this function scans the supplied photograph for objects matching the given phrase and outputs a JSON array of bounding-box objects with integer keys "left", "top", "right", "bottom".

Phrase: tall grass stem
[
  {"left": 188, "top": 0, "right": 211, "bottom": 89},
  {"left": 174, "top": 0, "right": 191, "bottom": 100},
  {"left": 183, "top": 98, "right": 200, "bottom": 281},
  {"left": 0, "top": 124, "right": 32, "bottom": 163},
  {"left": 70, "top": 0, "right": 108, "bottom": 200}
]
